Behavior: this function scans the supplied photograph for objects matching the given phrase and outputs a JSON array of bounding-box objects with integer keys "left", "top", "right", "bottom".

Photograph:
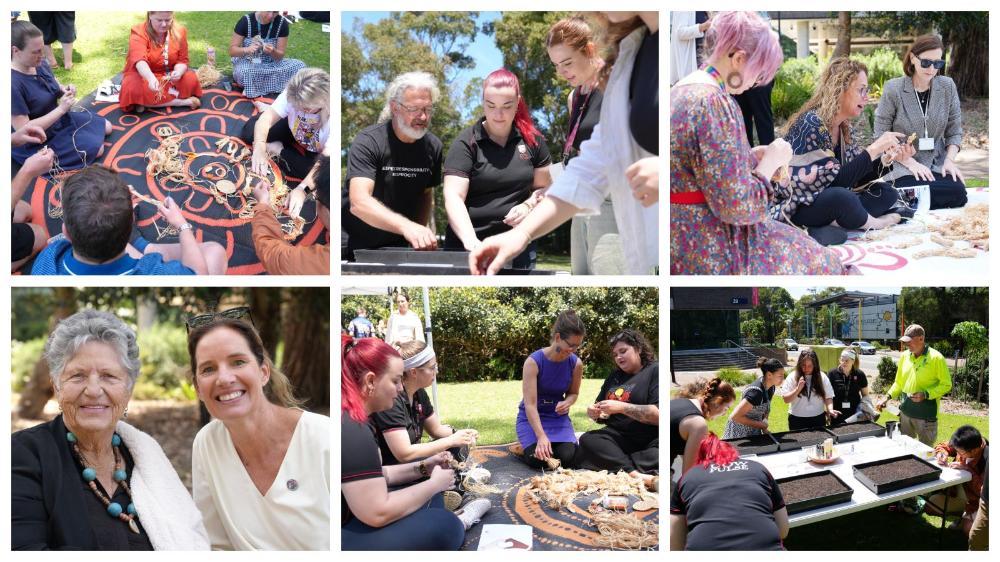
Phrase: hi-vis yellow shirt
[{"left": 888, "top": 346, "right": 952, "bottom": 415}]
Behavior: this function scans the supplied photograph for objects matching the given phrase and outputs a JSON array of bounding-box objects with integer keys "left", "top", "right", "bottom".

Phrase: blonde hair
[
  {"left": 145, "top": 11, "right": 178, "bottom": 48},
  {"left": 783, "top": 57, "right": 868, "bottom": 145},
  {"left": 286, "top": 67, "right": 330, "bottom": 122}
]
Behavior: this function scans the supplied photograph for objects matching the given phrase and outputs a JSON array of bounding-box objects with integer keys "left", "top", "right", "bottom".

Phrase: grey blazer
[{"left": 874, "top": 75, "right": 963, "bottom": 181}]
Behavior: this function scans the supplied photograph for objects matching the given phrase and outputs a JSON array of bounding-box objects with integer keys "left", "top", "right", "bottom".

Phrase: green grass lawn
[
  {"left": 536, "top": 253, "right": 571, "bottom": 273},
  {"left": 429, "top": 379, "right": 606, "bottom": 445},
  {"left": 701, "top": 390, "right": 988, "bottom": 550},
  {"left": 965, "top": 179, "right": 988, "bottom": 188},
  {"left": 32, "top": 12, "right": 330, "bottom": 97}
]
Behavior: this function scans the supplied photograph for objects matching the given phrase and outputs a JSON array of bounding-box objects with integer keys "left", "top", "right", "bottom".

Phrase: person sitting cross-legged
[{"left": 31, "top": 166, "right": 227, "bottom": 275}]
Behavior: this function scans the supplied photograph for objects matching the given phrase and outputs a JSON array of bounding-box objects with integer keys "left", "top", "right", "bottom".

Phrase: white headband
[{"left": 403, "top": 346, "right": 436, "bottom": 370}]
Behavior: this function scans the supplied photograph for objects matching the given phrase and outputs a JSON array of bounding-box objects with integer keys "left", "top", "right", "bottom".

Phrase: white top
[
  {"left": 670, "top": 12, "right": 704, "bottom": 85},
  {"left": 780, "top": 371, "right": 835, "bottom": 417},
  {"left": 385, "top": 310, "right": 425, "bottom": 345},
  {"left": 192, "top": 411, "right": 330, "bottom": 551},
  {"left": 271, "top": 91, "right": 331, "bottom": 153},
  {"left": 546, "top": 27, "right": 658, "bottom": 275}
]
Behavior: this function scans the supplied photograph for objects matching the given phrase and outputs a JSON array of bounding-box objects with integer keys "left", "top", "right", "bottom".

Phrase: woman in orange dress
[{"left": 119, "top": 12, "right": 202, "bottom": 112}]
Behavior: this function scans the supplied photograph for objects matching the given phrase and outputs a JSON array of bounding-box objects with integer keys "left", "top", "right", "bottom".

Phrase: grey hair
[
  {"left": 377, "top": 71, "right": 441, "bottom": 124},
  {"left": 44, "top": 309, "right": 141, "bottom": 390},
  {"left": 285, "top": 67, "right": 330, "bottom": 120}
]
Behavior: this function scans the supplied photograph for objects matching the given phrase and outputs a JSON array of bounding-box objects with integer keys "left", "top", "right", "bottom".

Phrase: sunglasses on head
[
  {"left": 185, "top": 306, "right": 253, "bottom": 333},
  {"left": 917, "top": 57, "right": 945, "bottom": 70}
]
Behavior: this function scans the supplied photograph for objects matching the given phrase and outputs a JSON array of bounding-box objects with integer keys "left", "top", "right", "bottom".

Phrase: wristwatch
[{"left": 178, "top": 223, "right": 193, "bottom": 232}]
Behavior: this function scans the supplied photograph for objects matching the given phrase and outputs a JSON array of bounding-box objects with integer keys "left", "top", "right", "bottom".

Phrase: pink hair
[
  {"left": 704, "top": 11, "right": 783, "bottom": 86},
  {"left": 483, "top": 69, "right": 541, "bottom": 148},
  {"left": 695, "top": 432, "right": 740, "bottom": 469},
  {"left": 341, "top": 333, "right": 400, "bottom": 423}
]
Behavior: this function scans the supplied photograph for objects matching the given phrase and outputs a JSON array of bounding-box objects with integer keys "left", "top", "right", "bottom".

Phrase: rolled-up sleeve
[{"left": 546, "top": 123, "right": 610, "bottom": 214}]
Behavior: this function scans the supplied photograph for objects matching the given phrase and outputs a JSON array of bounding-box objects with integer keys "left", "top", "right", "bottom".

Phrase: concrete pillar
[
  {"left": 797, "top": 20, "right": 811, "bottom": 59},
  {"left": 817, "top": 22, "right": 829, "bottom": 59}
]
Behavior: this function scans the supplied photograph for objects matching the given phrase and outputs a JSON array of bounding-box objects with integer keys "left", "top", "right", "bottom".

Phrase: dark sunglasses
[
  {"left": 917, "top": 57, "right": 945, "bottom": 70},
  {"left": 185, "top": 306, "right": 253, "bottom": 333},
  {"left": 610, "top": 330, "right": 640, "bottom": 347}
]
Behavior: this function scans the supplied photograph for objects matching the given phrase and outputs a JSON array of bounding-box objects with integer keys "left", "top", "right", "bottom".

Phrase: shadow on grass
[{"left": 784, "top": 504, "right": 967, "bottom": 550}]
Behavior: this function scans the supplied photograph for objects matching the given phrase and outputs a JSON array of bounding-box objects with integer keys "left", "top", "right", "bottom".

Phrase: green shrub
[
  {"left": 136, "top": 323, "right": 190, "bottom": 394},
  {"left": 772, "top": 55, "right": 818, "bottom": 122},
  {"left": 933, "top": 340, "right": 955, "bottom": 359},
  {"left": 875, "top": 355, "right": 898, "bottom": 393},
  {"left": 852, "top": 49, "right": 903, "bottom": 101},
  {"left": 952, "top": 350, "right": 988, "bottom": 402},
  {"left": 716, "top": 366, "right": 755, "bottom": 387},
  {"left": 11, "top": 337, "right": 47, "bottom": 392}
]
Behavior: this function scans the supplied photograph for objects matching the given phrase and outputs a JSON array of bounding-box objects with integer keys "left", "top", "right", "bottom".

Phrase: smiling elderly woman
[
  {"left": 11, "top": 309, "right": 209, "bottom": 550},
  {"left": 188, "top": 313, "right": 330, "bottom": 550}
]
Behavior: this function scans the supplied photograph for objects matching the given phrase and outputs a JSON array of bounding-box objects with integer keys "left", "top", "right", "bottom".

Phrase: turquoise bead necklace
[{"left": 67, "top": 432, "right": 141, "bottom": 534}]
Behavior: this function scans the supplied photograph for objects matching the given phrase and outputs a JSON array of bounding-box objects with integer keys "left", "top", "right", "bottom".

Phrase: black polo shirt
[
  {"left": 594, "top": 361, "right": 658, "bottom": 443},
  {"left": 671, "top": 459, "right": 785, "bottom": 550},
  {"left": 442, "top": 119, "right": 550, "bottom": 246},
  {"left": 369, "top": 388, "right": 435, "bottom": 466},
  {"left": 341, "top": 121, "right": 443, "bottom": 256},
  {"left": 341, "top": 411, "right": 384, "bottom": 525},
  {"left": 827, "top": 367, "right": 868, "bottom": 418}
]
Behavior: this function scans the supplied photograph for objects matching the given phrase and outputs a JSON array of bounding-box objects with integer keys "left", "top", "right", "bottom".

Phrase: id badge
[
  {"left": 252, "top": 57, "right": 262, "bottom": 64},
  {"left": 842, "top": 402, "right": 851, "bottom": 409},
  {"left": 918, "top": 137, "right": 934, "bottom": 151}
]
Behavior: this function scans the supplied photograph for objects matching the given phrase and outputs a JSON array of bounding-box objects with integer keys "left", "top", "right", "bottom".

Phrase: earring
[
  {"left": 123, "top": 408, "right": 128, "bottom": 419},
  {"left": 58, "top": 405, "right": 63, "bottom": 413},
  {"left": 726, "top": 72, "right": 744, "bottom": 89}
]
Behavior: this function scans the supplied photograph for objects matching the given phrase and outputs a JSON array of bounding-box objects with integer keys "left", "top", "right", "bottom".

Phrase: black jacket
[{"left": 12, "top": 415, "right": 112, "bottom": 550}]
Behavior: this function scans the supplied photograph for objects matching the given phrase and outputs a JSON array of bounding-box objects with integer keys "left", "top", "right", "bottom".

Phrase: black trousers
[
  {"left": 523, "top": 442, "right": 579, "bottom": 469},
  {"left": 791, "top": 185, "right": 899, "bottom": 230},
  {"left": 240, "top": 114, "right": 319, "bottom": 180},
  {"left": 734, "top": 80, "right": 775, "bottom": 146},
  {"left": 578, "top": 427, "right": 658, "bottom": 474},
  {"left": 892, "top": 172, "right": 968, "bottom": 210},
  {"left": 788, "top": 413, "right": 827, "bottom": 430}
]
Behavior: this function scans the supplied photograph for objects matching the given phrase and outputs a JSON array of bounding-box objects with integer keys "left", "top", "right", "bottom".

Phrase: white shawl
[
  {"left": 546, "top": 26, "right": 659, "bottom": 275},
  {"left": 116, "top": 421, "right": 210, "bottom": 550}
]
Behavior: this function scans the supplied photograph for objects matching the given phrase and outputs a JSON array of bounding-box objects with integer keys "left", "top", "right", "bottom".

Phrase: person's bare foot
[
  {"left": 134, "top": 105, "right": 147, "bottom": 114},
  {"left": 872, "top": 213, "right": 901, "bottom": 230},
  {"left": 187, "top": 96, "right": 202, "bottom": 110},
  {"left": 46, "top": 56, "right": 58, "bottom": 67},
  {"left": 63, "top": 62, "right": 73, "bottom": 71}
]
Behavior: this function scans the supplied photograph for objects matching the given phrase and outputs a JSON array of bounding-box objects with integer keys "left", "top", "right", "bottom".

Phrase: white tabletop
[{"left": 742, "top": 434, "right": 972, "bottom": 527}]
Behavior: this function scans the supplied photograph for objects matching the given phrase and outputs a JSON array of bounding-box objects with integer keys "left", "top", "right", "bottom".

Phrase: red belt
[{"left": 671, "top": 191, "right": 707, "bottom": 204}]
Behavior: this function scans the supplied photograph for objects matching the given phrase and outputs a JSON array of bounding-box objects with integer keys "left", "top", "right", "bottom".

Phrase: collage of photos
[{"left": 3, "top": 4, "right": 994, "bottom": 558}]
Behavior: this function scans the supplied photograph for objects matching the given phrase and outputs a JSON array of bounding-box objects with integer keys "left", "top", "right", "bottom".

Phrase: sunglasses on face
[
  {"left": 185, "top": 306, "right": 254, "bottom": 333},
  {"left": 917, "top": 57, "right": 945, "bottom": 70}
]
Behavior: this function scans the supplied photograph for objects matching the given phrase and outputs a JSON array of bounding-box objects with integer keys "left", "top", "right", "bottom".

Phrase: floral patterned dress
[{"left": 670, "top": 82, "right": 849, "bottom": 275}]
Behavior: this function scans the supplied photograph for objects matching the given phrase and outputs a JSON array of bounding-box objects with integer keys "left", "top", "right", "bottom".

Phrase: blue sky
[{"left": 341, "top": 11, "right": 504, "bottom": 113}]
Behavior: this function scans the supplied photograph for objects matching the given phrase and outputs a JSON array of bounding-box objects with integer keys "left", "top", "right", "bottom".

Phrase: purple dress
[
  {"left": 670, "top": 82, "right": 848, "bottom": 275},
  {"left": 516, "top": 349, "right": 579, "bottom": 447}
]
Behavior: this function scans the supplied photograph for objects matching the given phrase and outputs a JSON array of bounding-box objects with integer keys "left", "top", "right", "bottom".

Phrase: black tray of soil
[
  {"left": 852, "top": 454, "right": 942, "bottom": 494},
  {"left": 772, "top": 428, "right": 837, "bottom": 452},
  {"left": 724, "top": 433, "right": 779, "bottom": 456},
  {"left": 827, "top": 421, "right": 886, "bottom": 443},
  {"left": 776, "top": 470, "right": 854, "bottom": 514}
]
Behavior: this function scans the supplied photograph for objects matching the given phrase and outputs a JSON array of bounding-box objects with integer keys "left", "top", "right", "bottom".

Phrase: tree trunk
[
  {"left": 250, "top": 287, "right": 281, "bottom": 360},
  {"left": 281, "top": 288, "right": 330, "bottom": 415},
  {"left": 18, "top": 288, "right": 77, "bottom": 419},
  {"left": 832, "top": 12, "right": 853, "bottom": 59},
  {"left": 948, "top": 22, "right": 989, "bottom": 98}
]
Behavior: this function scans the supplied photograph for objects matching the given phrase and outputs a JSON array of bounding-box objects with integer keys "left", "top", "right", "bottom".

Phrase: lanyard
[
  {"left": 562, "top": 87, "right": 593, "bottom": 159},
  {"left": 912, "top": 81, "right": 930, "bottom": 138}
]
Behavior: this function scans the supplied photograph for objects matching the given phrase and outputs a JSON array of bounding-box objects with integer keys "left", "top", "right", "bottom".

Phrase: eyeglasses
[
  {"left": 917, "top": 57, "right": 946, "bottom": 70},
  {"left": 856, "top": 85, "right": 870, "bottom": 97},
  {"left": 395, "top": 102, "right": 434, "bottom": 117},
  {"left": 610, "top": 330, "right": 639, "bottom": 346},
  {"left": 185, "top": 306, "right": 253, "bottom": 333},
  {"left": 558, "top": 332, "right": 584, "bottom": 351}
]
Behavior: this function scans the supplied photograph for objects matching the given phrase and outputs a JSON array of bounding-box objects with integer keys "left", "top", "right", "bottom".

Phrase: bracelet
[{"left": 178, "top": 223, "right": 193, "bottom": 232}]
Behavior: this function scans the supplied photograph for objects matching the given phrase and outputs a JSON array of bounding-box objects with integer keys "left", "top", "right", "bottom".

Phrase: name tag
[
  {"left": 842, "top": 402, "right": 851, "bottom": 409},
  {"left": 918, "top": 137, "right": 935, "bottom": 151},
  {"left": 252, "top": 57, "right": 262, "bottom": 64}
]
